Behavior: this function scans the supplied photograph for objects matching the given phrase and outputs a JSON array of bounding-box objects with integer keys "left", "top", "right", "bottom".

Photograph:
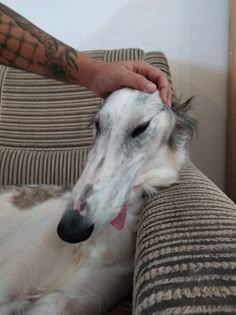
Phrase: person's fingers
[
  {"left": 131, "top": 62, "right": 170, "bottom": 103},
  {"left": 161, "top": 86, "right": 172, "bottom": 107},
  {"left": 133, "top": 62, "right": 169, "bottom": 90},
  {"left": 167, "top": 88, "right": 172, "bottom": 107},
  {"left": 93, "top": 61, "right": 171, "bottom": 101},
  {"left": 159, "top": 87, "right": 169, "bottom": 105},
  {"left": 122, "top": 67, "right": 172, "bottom": 106},
  {"left": 121, "top": 71, "right": 157, "bottom": 93},
  {"left": 144, "top": 81, "right": 157, "bottom": 93}
]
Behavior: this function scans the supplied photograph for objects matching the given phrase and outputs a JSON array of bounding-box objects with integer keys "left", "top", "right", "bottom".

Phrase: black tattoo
[{"left": 0, "top": 3, "right": 78, "bottom": 82}]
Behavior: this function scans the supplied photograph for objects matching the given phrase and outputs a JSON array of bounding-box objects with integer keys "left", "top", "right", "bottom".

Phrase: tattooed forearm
[{"left": 0, "top": 3, "right": 81, "bottom": 83}]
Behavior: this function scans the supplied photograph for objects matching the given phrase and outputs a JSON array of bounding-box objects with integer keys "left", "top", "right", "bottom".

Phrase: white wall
[{"left": 2, "top": 0, "right": 229, "bottom": 190}]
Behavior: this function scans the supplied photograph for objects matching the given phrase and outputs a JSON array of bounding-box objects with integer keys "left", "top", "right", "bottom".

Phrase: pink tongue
[{"left": 110, "top": 204, "right": 127, "bottom": 230}]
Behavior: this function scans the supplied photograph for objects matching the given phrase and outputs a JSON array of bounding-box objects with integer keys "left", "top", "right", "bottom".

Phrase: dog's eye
[
  {"left": 95, "top": 118, "right": 100, "bottom": 136},
  {"left": 131, "top": 121, "right": 150, "bottom": 138}
]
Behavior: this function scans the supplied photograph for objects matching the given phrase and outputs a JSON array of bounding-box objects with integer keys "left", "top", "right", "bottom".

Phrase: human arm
[{"left": 0, "top": 3, "right": 171, "bottom": 104}]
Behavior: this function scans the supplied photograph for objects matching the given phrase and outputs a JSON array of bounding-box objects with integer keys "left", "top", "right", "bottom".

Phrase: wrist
[{"left": 75, "top": 52, "right": 98, "bottom": 90}]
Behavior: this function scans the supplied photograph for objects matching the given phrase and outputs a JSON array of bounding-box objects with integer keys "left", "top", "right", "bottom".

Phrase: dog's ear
[
  {"left": 169, "top": 97, "right": 199, "bottom": 149},
  {"left": 134, "top": 97, "right": 198, "bottom": 197}
]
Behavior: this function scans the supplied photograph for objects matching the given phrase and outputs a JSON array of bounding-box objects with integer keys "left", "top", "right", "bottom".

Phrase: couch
[{"left": 0, "top": 48, "right": 236, "bottom": 315}]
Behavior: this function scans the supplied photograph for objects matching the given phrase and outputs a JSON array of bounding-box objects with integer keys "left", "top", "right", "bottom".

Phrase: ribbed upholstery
[
  {"left": 134, "top": 161, "right": 236, "bottom": 315},
  {"left": 0, "top": 49, "right": 171, "bottom": 185}
]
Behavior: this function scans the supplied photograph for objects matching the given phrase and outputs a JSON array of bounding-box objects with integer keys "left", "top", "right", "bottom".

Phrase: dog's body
[
  {"left": 0, "top": 186, "right": 137, "bottom": 315},
  {"left": 0, "top": 88, "right": 197, "bottom": 315}
]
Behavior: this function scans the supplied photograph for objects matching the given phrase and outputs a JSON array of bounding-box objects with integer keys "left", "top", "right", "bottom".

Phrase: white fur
[{"left": 0, "top": 88, "right": 188, "bottom": 315}]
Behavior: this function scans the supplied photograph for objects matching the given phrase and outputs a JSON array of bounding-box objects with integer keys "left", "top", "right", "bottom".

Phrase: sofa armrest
[{"left": 133, "top": 161, "right": 236, "bottom": 315}]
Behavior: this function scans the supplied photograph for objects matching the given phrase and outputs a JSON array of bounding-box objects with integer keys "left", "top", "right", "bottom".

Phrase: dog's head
[{"left": 57, "top": 88, "right": 198, "bottom": 243}]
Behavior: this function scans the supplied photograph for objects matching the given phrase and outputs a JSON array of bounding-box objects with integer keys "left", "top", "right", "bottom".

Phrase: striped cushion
[
  {"left": 0, "top": 49, "right": 172, "bottom": 185},
  {"left": 134, "top": 161, "right": 236, "bottom": 314}
]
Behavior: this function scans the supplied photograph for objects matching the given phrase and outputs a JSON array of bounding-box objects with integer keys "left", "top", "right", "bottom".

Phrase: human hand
[{"left": 84, "top": 61, "right": 172, "bottom": 106}]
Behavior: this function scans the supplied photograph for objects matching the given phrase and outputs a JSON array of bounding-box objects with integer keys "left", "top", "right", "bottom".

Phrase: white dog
[{"left": 0, "top": 88, "right": 197, "bottom": 315}]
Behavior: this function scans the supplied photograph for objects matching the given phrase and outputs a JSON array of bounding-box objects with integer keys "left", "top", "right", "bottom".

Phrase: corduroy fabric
[
  {"left": 0, "top": 49, "right": 171, "bottom": 185},
  {"left": 133, "top": 161, "right": 236, "bottom": 315}
]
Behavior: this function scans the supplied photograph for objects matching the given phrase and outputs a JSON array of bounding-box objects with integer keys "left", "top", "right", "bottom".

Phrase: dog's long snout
[{"left": 57, "top": 209, "right": 94, "bottom": 244}]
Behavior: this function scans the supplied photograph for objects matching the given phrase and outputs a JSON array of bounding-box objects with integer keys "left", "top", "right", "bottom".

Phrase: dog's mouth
[
  {"left": 57, "top": 202, "right": 128, "bottom": 244},
  {"left": 110, "top": 203, "right": 127, "bottom": 230}
]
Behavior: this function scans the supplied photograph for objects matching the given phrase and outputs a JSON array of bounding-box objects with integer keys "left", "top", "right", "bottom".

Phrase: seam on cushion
[
  {"left": 0, "top": 66, "right": 8, "bottom": 108},
  {"left": 0, "top": 145, "right": 90, "bottom": 152}
]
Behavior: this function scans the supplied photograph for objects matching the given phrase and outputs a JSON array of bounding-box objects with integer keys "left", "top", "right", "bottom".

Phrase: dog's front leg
[
  {"left": 60, "top": 265, "right": 133, "bottom": 315},
  {"left": 26, "top": 265, "right": 132, "bottom": 315},
  {"left": 25, "top": 293, "right": 79, "bottom": 315}
]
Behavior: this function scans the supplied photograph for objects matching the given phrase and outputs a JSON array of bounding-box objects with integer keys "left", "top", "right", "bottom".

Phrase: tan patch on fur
[{"left": 10, "top": 185, "right": 66, "bottom": 210}]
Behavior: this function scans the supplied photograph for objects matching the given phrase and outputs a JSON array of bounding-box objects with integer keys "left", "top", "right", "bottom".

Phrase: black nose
[{"left": 57, "top": 209, "right": 94, "bottom": 243}]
